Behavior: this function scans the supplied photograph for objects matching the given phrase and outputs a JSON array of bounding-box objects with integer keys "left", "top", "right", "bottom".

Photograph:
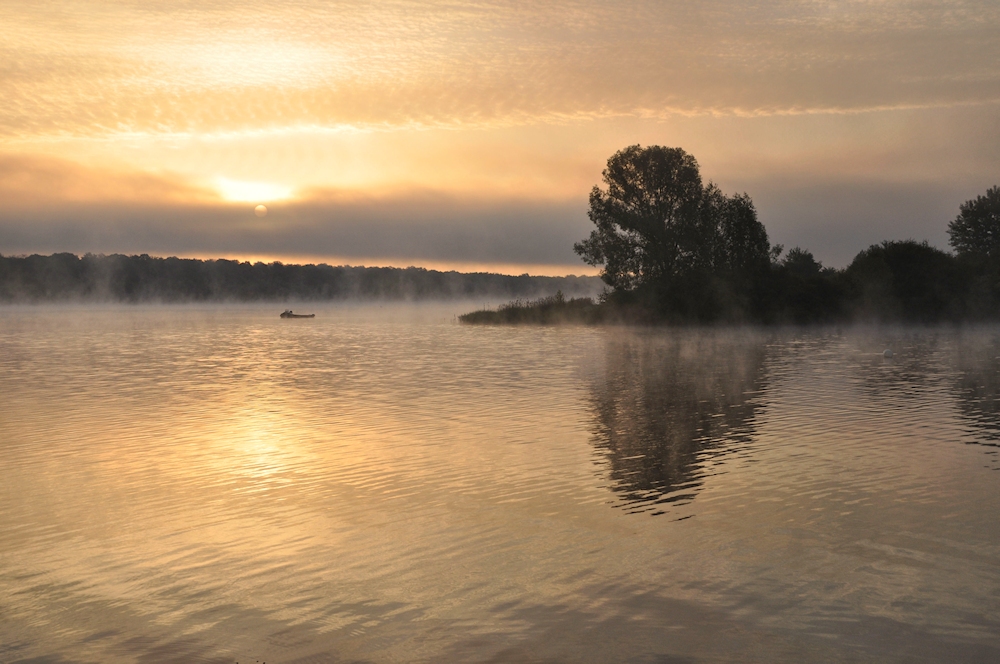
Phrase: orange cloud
[
  {"left": 0, "top": 154, "right": 216, "bottom": 209},
  {"left": 2, "top": 1, "right": 999, "bottom": 270},
  {"left": 3, "top": 1, "right": 998, "bottom": 139}
]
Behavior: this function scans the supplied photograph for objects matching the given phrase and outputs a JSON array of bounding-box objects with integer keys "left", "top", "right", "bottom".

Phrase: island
[{"left": 462, "top": 145, "right": 1000, "bottom": 325}]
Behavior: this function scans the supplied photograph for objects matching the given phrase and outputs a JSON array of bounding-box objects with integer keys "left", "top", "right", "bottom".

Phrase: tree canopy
[
  {"left": 845, "top": 240, "right": 965, "bottom": 322},
  {"left": 948, "top": 186, "right": 1000, "bottom": 259},
  {"left": 573, "top": 145, "right": 772, "bottom": 319},
  {"left": 470, "top": 168, "right": 1000, "bottom": 325},
  {"left": 573, "top": 145, "right": 703, "bottom": 292}
]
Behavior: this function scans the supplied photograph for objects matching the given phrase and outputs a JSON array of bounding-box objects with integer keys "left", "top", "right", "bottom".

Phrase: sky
[{"left": 2, "top": 0, "right": 998, "bottom": 275}]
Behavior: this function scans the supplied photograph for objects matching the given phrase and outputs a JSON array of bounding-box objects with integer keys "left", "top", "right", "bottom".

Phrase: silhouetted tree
[
  {"left": 845, "top": 240, "right": 965, "bottom": 322},
  {"left": 574, "top": 145, "right": 772, "bottom": 320},
  {"left": 708, "top": 187, "right": 772, "bottom": 278},
  {"left": 781, "top": 247, "right": 822, "bottom": 278},
  {"left": 756, "top": 247, "right": 847, "bottom": 323},
  {"left": 574, "top": 146, "right": 704, "bottom": 292},
  {"left": 948, "top": 186, "right": 1000, "bottom": 259}
]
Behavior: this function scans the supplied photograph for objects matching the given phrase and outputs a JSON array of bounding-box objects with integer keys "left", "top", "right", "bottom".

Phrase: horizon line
[{"left": 0, "top": 250, "right": 603, "bottom": 279}]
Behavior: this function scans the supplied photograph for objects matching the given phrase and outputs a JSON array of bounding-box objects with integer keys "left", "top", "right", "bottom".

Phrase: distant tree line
[{"left": 0, "top": 253, "right": 602, "bottom": 303}]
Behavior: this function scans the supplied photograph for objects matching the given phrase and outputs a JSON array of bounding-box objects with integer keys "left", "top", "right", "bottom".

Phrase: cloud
[
  {"left": 0, "top": 155, "right": 592, "bottom": 268},
  {"left": 4, "top": 103, "right": 998, "bottom": 272},
  {"left": 0, "top": 154, "right": 986, "bottom": 272},
  {"left": 2, "top": 0, "right": 998, "bottom": 274},
  {"left": 0, "top": 154, "right": 214, "bottom": 207},
  {"left": 3, "top": 0, "right": 999, "bottom": 138}
]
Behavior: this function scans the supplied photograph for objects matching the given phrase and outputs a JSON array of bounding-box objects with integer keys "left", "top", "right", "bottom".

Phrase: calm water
[{"left": 1, "top": 304, "right": 999, "bottom": 663}]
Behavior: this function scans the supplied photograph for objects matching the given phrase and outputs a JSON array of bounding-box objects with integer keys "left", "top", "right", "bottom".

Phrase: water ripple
[{"left": 1, "top": 307, "right": 998, "bottom": 662}]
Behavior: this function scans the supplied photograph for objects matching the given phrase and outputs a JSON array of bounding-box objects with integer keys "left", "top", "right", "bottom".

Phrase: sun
[{"left": 216, "top": 177, "right": 292, "bottom": 203}]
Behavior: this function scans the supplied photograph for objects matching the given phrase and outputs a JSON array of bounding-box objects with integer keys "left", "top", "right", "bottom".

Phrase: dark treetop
[{"left": 948, "top": 186, "right": 1000, "bottom": 261}]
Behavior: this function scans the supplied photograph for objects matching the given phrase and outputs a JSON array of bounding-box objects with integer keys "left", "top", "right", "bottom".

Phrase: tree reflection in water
[
  {"left": 835, "top": 327, "right": 1000, "bottom": 470},
  {"left": 587, "top": 329, "right": 769, "bottom": 515},
  {"left": 953, "top": 331, "right": 1000, "bottom": 469}
]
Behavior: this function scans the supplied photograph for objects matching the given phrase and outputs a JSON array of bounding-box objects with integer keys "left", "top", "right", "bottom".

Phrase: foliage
[
  {"left": 0, "top": 253, "right": 602, "bottom": 303},
  {"left": 756, "top": 248, "right": 846, "bottom": 324},
  {"left": 574, "top": 146, "right": 704, "bottom": 292},
  {"left": 573, "top": 145, "right": 774, "bottom": 321},
  {"left": 781, "top": 247, "right": 822, "bottom": 278},
  {"left": 948, "top": 186, "right": 1000, "bottom": 260},
  {"left": 844, "top": 241, "right": 966, "bottom": 322},
  {"left": 467, "top": 163, "right": 1000, "bottom": 325}
]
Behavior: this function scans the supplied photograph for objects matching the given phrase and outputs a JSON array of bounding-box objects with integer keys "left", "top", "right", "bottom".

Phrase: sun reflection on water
[{"left": 2, "top": 307, "right": 1000, "bottom": 662}]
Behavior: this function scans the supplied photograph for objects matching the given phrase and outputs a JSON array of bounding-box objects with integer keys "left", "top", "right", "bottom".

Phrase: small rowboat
[{"left": 280, "top": 310, "right": 315, "bottom": 318}]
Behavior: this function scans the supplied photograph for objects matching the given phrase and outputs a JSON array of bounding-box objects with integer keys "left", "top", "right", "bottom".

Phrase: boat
[{"left": 280, "top": 310, "right": 315, "bottom": 318}]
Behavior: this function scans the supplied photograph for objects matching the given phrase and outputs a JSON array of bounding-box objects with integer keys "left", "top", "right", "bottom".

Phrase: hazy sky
[{"left": 2, "top": 0, "right": 998, "bottom": 274}]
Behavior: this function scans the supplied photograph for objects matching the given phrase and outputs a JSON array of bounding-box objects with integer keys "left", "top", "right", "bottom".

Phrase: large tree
[
  {"left": 574, "top": 145, "right": 703, "bottom": 291},
  {"left": 574, "top": 145, "right": 771, "bottom": 306},
  {"left": 948, "top": 186, "right": 1000, "bottom": 259}
]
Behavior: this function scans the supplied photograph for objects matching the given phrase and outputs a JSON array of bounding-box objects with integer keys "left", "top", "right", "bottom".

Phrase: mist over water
[{"left": 1, "top": 305, "right": 999, "bottom": 663}]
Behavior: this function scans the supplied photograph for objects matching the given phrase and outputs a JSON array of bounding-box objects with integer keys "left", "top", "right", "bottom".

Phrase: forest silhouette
[
  {"left": 463, "top": 146, "right": 1000, "bottom": 325},
  {"left": 0, "top": 254, "right": 600, "bottom": 303}
]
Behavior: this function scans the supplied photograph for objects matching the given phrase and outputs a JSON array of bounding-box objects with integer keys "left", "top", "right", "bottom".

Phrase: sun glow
[{"left": 216, "top": 177, "right": 293, "bottom": 203}]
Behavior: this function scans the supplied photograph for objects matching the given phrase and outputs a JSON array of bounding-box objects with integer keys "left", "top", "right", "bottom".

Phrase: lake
[{"left": 1, "top": 304, "right": 999, "bottom": 663}]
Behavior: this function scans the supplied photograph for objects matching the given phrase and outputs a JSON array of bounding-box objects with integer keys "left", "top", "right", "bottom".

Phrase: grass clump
[{"left": 459, "top": 291, "right": 603, "bottom": 325}]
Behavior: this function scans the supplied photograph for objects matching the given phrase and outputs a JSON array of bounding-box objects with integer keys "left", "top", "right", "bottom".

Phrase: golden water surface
[{"left": 1, "top": 305, "right": 999, "bottom": 663}]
